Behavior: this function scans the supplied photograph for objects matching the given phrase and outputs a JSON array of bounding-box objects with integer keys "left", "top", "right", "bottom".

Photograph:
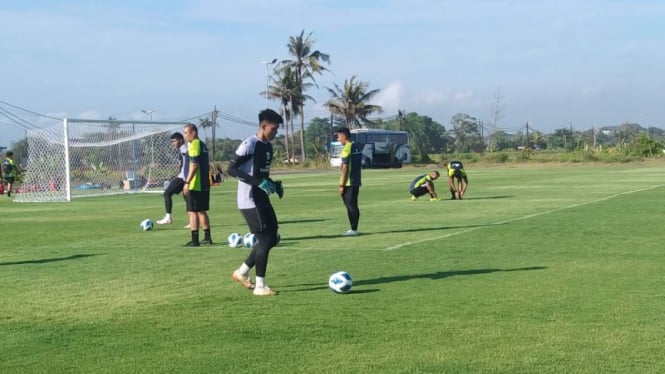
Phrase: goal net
[{"left": 15, "top": 118, "right": 187, "bottom": 202}]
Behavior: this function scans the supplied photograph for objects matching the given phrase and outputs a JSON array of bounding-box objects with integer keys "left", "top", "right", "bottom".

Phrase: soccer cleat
[
  {"left": 232, "top": 270, "right": 255, "bottom": 289},
  {"left": 183, "top": 241, "right": 200, "bottom": 247},
  {"left": 430, "top": 197, "right": 439, "bottom": 201},
  {"left": 156, "top": 217, "right": 172, "bottom": 225},
  {"left": 183, "top": 224, "right": 191, "bottom": 229},
  {"left": 342, "top": 229, "right": 359, "bottom": 237},
  {"left": 253, "top": 286, "right": 277, "bottom": 296},
  {"left": 411, "top": 195, "right": 418, "bottom": 201},
  {"left": 200, "top": 238, "right": 213, "bottom": 245}
]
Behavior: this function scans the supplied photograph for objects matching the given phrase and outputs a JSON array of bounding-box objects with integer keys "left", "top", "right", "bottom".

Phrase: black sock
[
  {"left": 203, "top": 228, "right": 211, "bottom": 241},
  {"left": 191, "top": 230, "right": 199, "bottom": 244}
]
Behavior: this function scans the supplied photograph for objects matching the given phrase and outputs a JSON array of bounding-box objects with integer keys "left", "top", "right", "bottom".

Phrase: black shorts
[
  {"left": 410, "top": 186, "right": 429, "bottom": 198},
  {"left": 186, "top": 190, "right": 210, "bottom": 212},
  {"left": 4, "top": 176, "right": 14, "bottom": 183},
  {"left": 240, "top": 205, "right": 278, "bottom": 236}
]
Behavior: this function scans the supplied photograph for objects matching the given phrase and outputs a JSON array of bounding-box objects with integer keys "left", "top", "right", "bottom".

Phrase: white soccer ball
[
  {"left": 328, "top": 271, "right": 353, "bottom": 294},
  {"left": 243, "top": 233, "right": 258, "bottom": 248},
  {"left": 140, "top": 219, "right": 153, "bottom": 231},
  {"left": 227, "top": 232, "right": 243, "bottom": 248}
]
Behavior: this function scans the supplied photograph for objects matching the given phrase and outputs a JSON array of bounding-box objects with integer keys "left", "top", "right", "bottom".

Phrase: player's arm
[
  {"left": 338, "top": 162, "right": 349, "bottom": 195},
  {"left": 227, "top": 154, "right": 260, "bottom": 185}
]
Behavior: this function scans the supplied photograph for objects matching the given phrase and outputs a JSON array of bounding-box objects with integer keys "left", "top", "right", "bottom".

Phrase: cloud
[{"left": 372, "top": 81, "right": 404, "bottom": 113}]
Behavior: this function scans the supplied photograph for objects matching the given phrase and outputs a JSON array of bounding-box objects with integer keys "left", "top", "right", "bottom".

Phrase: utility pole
[
  {"left": 211, "top": 106, "right": 218, "bottom": 161},
  {"left": 525, "top": 121, "right": 529, "bottom": 150},
  {"left": 479, "top": 120, "right": 484, "bottom": 155}
]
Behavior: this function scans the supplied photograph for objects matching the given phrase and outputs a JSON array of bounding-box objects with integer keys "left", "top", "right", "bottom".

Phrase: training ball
[
  {"left": 328, "top": 271, "right": 353, "bottom": 294},
  {"left": 227, "top": 232, "right": 243, "bottom": 248},
  {"left": 243, "top": 233, "right": 258, "bottom": 248},
  {"left": 140, "top": 219, "right": 153, "bottom": 231}
]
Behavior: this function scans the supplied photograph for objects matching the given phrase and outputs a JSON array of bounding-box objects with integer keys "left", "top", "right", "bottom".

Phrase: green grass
[{"left": 2, "top": 163, "right": 665, "bottom": 373}]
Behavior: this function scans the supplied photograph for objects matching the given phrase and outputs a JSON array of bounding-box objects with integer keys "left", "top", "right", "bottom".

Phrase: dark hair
[
  {"left": 259, "top": 109, "right": 283, "bottom": 125},
  {"left": 6, "top": 151, "right": 13, "bottom": 157},
  {"left": 432, "top": 170, "right": 440, "bottom": 177},
  {"left": 184, "top": 123, "right": 198, "bottom": 134},
  {"left": 170, "top": 132, "right": 184, "bottom": 141},
  {"left": 335, "top": 126, "right": 351, "bottom": 138}
]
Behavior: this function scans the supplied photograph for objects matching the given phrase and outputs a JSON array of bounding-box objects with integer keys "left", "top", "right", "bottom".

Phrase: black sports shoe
[
  {"left": 183, "top": 241, "right": 200, "bottom": 247},
  {"left": 200, "top": 239, "right": 213, "bottom": 245}
]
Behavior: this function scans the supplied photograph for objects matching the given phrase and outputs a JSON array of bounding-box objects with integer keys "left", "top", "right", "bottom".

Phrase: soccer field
[{"left": 2, "top": 163, "right": 665, "bottom": 373}]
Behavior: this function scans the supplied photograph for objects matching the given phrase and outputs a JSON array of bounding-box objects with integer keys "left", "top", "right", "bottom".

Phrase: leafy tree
[
  {"left": 387, "top": 112, "right": 446, "bottom": 162},
  {"left": 449, "top": 113, "right": 481, "bottom": 153},
  {"left": 633, "top": 134, "right": 663, "bottom": 156},
  {"left": 281, "top": 30, "right": 330, "bottom": 162},
  {"left": 305, "top": 117, "right": 334, "bottom": 157},
  {"left": 546, "top": 127, "right": 574, "bottom": 150},
  {"left": 323, "top": 76, "right": 382, "bottom": 129},
  {"left": 486, "top": 130, "right": 514, "bottom": 151}
]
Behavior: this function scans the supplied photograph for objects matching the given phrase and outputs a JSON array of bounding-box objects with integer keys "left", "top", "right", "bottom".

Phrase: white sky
[{"left": 2, "top": 0, "right": 664, "bottom": 145}]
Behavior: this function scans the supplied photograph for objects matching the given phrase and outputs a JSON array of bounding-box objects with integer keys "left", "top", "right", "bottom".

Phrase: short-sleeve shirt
[
  {"left": 341, "top": 141, "right": 362, "bottom": 187},
  {"left": 409, "top": 174, "right": 432, "bottom": 190},
  {"left": 3, "top": 158, "right": 16, "bottom": 178},
  {"left": 447, "top": 161, "right": 466, "bottom": 178},
  {"left": 234, "top": 135, "right": 273, "bottom": 209},
  {"left": 187, "top": 139, "right": 209, "bottom": 191}
]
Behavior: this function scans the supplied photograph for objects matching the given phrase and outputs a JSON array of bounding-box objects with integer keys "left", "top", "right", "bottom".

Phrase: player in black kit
[{"left": 227, "top": 109, "right": 284, "bottom": 296}]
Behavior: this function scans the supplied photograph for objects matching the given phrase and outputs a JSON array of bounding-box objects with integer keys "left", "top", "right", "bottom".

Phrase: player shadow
[
  {"left": 0, "top": 253, "right": 103, "bottom": 266},
  {"left": 281, "top": 222, "right": 507, "bottom": 242},
  {"left": 354, "top": 266, "right": 547, "bottom": 286},
  {"left": 279, "top": 218, "right": 330, "bottom": 225},
  {"left": 456, "top": 195, "right": 513, "bottom": 200},
  {"left": 282, "top": 266, "right": 546, "bottom": 293}
]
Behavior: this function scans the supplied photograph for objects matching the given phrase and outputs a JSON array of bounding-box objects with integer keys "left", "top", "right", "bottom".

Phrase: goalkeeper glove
[
  {"left": 274, "top": 180, "right": 284, "bottom": 199},
  {"left": 258, "top": 179, "right": 277, "bottom": 195}
]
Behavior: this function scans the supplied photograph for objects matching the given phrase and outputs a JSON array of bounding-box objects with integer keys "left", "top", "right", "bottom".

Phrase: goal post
[{"left": 15, "top": 118, "right": 187, "bottom": 202}]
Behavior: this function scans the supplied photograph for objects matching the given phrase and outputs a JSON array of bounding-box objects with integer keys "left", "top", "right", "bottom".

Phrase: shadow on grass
[
  {"left": 0, "top": 253, "right": 103, "bottom": 266},
  {"left": 457, "top": 195, "right": 513, "bottom": 200},
  {"left": 355, "top": 266, "right": 547, "bottom": 286},
  {"left": 279, "top": 218, "right": 330, "bottom": 225},
  {"left": 282, "top": 266, "right": 546, "bottom": 293},
  {"left": 281, "top": 222, "right": 507, "bottom": 241}
]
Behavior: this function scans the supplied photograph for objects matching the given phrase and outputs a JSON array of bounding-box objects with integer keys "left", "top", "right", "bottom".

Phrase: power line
[
  {"left": 0, "top": 100, "right": 61, "bottom": 120},
  {"left": 0, "top": 107, "right": 40, "bottom": 130}
]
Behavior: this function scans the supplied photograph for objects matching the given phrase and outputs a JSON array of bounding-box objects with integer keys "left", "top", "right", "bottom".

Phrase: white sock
[
  {"left": 164, "top": 213, "right": 171, "bottom": 220},
  {"left": 238, "top": 263, "right": 250, "bottom": 276},
  {"left": 256, "top": 276, "right": 265, "bottom": 289}
]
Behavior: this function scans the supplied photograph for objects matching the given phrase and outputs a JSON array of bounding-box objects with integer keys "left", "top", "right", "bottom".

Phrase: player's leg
[
  {"left": 236, "top": 205, "right": 278, "bottom": 295},
  {"left": 6, "top": 177, "right": 13, "bottom": 197},
  {"left": 447, "top": 176, "right": 456, "bottom": 199},
  {"left": 342, "top": 186, "right": 360, "bottom": 234},
  {"left": 158, "top": 178, "right": 184, "bottom": 224},
  {"left": 198, "top": 190, "right": 212, "bottom": 244},
  {"left": 410, "top": 186, "right": 428, "bottom": 200},
  {"left": 184, "top": 191, "right": 201, "bottom": 246}
]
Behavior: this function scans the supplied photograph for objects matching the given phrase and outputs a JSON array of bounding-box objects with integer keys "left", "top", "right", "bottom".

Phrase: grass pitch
[{"left": 2, "top": 163, "right": 665, "bottom": 373}]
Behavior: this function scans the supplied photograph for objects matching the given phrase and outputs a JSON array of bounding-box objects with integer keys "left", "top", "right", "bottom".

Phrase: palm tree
[
  {"left": 282, "top": 30, "right": 330, "bottom": 161},
  {"left": 198, "top": 117, "right": 212, "bottom": 141},
  {"left": 267, "top": 65, "right": 314, "bottom": 163},
  {"left": 323, "top": 76, "right": 382, "bottom": 129}
]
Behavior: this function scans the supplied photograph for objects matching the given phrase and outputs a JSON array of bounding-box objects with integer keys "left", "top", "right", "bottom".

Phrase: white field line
[{"left": 384, "top": 184, "right": 665, "bottom": 251}]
